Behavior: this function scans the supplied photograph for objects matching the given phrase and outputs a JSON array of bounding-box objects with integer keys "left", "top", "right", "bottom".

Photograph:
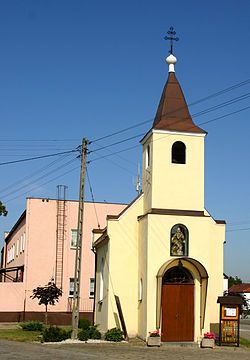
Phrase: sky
[{"left": 0, "top": 0, "right": 249, "bottom": 281}]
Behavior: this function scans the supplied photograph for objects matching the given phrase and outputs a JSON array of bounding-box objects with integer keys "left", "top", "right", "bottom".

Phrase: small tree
[
  {"left": 31, "top": 281, "right": 62, "bottom": 324},
  {"left": 228, "top": 275, "right": 242, "bottom": 289},
  {"left": 0, "top": 201, "right": 8, "bottom": 216}
]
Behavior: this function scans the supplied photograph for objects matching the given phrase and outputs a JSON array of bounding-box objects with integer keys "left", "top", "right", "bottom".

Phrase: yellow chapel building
[{"left": 93, "top": 51, "right": 226, "bottom": 343}]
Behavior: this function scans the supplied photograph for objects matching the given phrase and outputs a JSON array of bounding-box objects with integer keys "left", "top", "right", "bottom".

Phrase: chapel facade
[{"left": 93, "top": 51, "right": 226, "bottom": 342}]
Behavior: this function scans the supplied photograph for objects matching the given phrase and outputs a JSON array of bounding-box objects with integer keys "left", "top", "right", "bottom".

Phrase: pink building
[{"left": 0, "top": 197, "right": 126, "bottom": 324}]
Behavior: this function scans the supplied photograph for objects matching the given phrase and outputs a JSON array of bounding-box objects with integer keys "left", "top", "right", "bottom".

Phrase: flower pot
[
  {"left": 147, "top": 336, "right": 161, "bottom": 347},
  {"left": 201, "top": 338, "right": 215, "bottom": 348}
]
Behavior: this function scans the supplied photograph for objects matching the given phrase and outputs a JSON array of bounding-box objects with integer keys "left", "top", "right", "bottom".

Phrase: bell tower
[{"left": 141, "top": 36, "right": 206, "bottom": 214}]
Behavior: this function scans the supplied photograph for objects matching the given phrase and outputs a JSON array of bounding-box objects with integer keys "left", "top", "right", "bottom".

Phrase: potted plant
[
  {"left": 201, "top": 332, "right": 216, "bottom": 348},
  {"left": 147, "top": 330, "right": 161, "bottom": 347}
]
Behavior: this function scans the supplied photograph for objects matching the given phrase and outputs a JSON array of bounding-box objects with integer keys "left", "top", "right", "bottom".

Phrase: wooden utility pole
[{"left": 71, "top": 138, "right": 88, "bottom": 339}]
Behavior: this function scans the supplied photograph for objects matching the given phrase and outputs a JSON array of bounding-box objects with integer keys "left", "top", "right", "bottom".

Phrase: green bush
[
  {"left": 78, "top": 318, "right": 91, "bottom": 330},
  {"left": 42, "top": 326, "right": 71, "bottom": 342},
  {"left": 78, "top": 329, "right": 89, "bottom": 341},
  {"left": 91, "top": 329, "right": 101, "bottom": 339},
  {"left": 78, "top": 325, "right": 102, "bottom": 341},
  {"left": 20, "top": 321, "right": 44, "bottom": 331},
  {"left": 88, "top": 325, "right": 101, "bottom": 340},
  {"left": 104, "top": 328, "right": 124, "bottom": 342}
]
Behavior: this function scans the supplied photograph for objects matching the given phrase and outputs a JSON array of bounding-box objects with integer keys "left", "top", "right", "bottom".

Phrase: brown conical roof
[{"left": 153, "top": 72, "right": 206, "bottom": 133}]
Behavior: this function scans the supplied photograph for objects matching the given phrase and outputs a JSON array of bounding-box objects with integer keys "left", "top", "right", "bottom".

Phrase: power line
[
  {"left": 227, "top": 227, "right": 250, "bottom": 233},
  {"left": 1, "top": 83, "right": 249, "bottom": 166},
  {"left": 88, "top": 105, "right": 250, "bottom": 161},
  {"left": 198, "top": 106, "right": 250, "bottom": 126},
  {"left": 0, "top": 152, "right": 73, "bottom": 195},
  {"left": 89, "top": 78, "right": 250, "bottom": 144},
  {"left": 88, "top": 133, "right": 145, "bottom": 154},
  {"left": 88, "top": 92, "right": 250, "bottom": 155},
  {"left": 227, "top": 220, "right": 250, "bottom": 226},
  {"left": 88, "top": 144, "right": 140, "bottom": 164},
  {"left": 0, "top": 139, "right": 80, "bottom": 142},
  {"left": 191, "top": 93, "right": 250, "bottom": 118},
  {"left": 5, "top": 164, "right": 80, "bottom": 204},
  {"left": 1, "top": 80, "right": 249, "bottom": 202},
  {"left": 1, "top": 157, "right": 78, "bottom": 200},
  {"left": 86, "top": 167, "right": 100, "bottom": 229},
  {"left": 0, "top": 148, "right": 80, "bottom": 166}
]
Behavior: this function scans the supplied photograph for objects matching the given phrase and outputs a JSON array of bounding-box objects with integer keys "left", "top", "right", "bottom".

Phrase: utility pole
[{"left": 71, "top": 138, "right": 88, "bottom": 339}]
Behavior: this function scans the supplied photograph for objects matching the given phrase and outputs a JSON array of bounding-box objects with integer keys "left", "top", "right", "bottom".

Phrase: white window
[
  {"left": 145, "top": 144, "right": 150, "bottom": 169},
  {"left": 22, "top": 233, "right": 25, "bottom": 252},
  {"left": 89, "top": 278, "right": 95, "bottom": 298},
  {"left": 12, "top": 244, "right": 15, "bottom": 261},
  {"left": 20, "top": 235, "right": 23, "bottom": 254},
  {"left": 71, "top": 229, "right": 78, "bottom": 248},
  {"left": 139, "top": 278, "right": 143, "bottom": 301},
  {"left": 99, "top": 258, "right": 104, "bottom": 302},
  {"left": 16, "top": 240, "right": 19, "bottom": 256},
  {"left": 69, "top": 278, "right": 75, "bottom": 296}
]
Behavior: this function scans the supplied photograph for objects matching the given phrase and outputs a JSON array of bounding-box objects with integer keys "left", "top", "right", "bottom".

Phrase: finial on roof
[
  {"left": 166, "top": 54, "right": 177, "bottom": 73},
  {"left": 164, "top": 26, "right": 179, "bottom": 73},
  {"left": 164, "top": 26, "right": 179, "bottom": 55}
]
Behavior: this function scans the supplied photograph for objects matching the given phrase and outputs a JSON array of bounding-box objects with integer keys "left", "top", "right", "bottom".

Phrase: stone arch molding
[{"left": 156, "top": 258, "right": 208, "bottom": 332}]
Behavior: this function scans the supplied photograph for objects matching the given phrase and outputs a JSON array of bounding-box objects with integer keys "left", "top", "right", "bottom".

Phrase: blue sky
[{"left": 0, "top": 0, "right": 249, "bottom": 281}]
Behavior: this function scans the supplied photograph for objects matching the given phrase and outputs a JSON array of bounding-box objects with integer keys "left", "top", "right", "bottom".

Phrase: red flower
[
  {"left": 149, "top": 330, "right": 161, "bottom": 337},
  {"left": 203, "top": 332, "right": 216, "bottom": 340}
]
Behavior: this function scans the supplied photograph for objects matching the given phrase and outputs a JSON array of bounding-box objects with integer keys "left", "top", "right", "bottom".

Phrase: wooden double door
[{"left": 161, "top": 283, "right": 194, "bottom": 342}]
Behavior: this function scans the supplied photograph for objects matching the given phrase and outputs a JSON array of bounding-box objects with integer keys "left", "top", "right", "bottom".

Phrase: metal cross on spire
[{"left": 164, "top": 26, "right": 179, "bottom": 54}]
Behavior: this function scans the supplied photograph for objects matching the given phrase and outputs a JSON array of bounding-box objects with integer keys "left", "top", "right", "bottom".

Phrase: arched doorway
[{"left": 161, "top": 264, "right": 194, "bottom": 342}]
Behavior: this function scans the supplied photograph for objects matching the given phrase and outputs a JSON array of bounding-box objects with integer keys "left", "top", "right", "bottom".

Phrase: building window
[
  {"left": 71, "top": 229, "right": 78, "bottom": 248},
  {"left": 163, "top": 265, "right": 193, "bottom": 284},
  {"left": 20, "top": 236, "right": 23, "bottom": 254},
  {"left": 69, "top": 278, "right": 75, "bottom": 296},
  {"left": 139, "top": 278, "right": 143, "bottom": 301},
  {"left": 22, "top": 233, "right": 25, "bottom": 252},
  {"left": 170, "top": 224, "right": 189, "bottom": 256},
  {"left": 145, "top": 144, "right": 150, "bottom": 168},
  {"left": 99, "top": 257, "right": 104, "bottom": 302},
  {"left": 16, "top": 240, "right": 19, "bottom": 256},
  {"left": 172, "top": 141, "right": 186, "bottom": 164},
  {"left": 89, "top": 278, "right": 95, "bottom": 298}
]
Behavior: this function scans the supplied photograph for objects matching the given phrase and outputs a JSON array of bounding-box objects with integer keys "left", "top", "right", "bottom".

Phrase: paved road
[
  {"left": 0, "top": 340, "right": 249, "bottom": 360},
  {"left": 240, "top": 319, "right": 250, "bottom": 340}
]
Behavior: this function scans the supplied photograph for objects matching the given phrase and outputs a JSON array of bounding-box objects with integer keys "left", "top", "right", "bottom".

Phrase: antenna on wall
[{"left": 134, "top": 164, "right": 141, "bottom": 194}]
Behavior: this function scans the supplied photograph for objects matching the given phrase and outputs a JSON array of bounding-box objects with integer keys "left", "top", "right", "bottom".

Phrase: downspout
[
  {"left": 92, "top": 246, "right": 97, "bottom": 325},
  {"left": 156, "top": 275, "right": 162, "bottom": 329}
]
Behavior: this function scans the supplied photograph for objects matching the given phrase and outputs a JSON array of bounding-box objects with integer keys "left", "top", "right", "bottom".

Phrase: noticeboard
[{"left": 217, "top": 296, "right": 243, "bottom": 347}]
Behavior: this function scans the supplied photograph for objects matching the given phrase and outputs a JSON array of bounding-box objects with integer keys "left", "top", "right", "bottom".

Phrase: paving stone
[{"left": 0, "top": 339, "right": 250, "bottom": 360}]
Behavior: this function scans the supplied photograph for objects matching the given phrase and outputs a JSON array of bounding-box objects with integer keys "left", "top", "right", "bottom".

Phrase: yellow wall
[
  {"left": 142, "top": 131, "right": 205, "bottom": 212},
  {"left": 94, "top": 127, "right": 225, "bottom": 341},
  {"left": 95, "top": 196, "right": 143, "bottom": 335},
  {"left": 94, "top": 239, "right": 110, "bottom": 333},
  {"left": 138, "top": 212, "right": 225, "bottom": 340},
  {"left": 138, "top": 215, "right": 148, "bottom": 337}
]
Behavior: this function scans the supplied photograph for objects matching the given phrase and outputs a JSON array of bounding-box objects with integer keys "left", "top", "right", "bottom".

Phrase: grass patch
[
  {"left": 240, "top": 337, "right": 250, "bottom": 348},
  {"left": 0, "top": 328, "right": 42, "bottom": 342}
]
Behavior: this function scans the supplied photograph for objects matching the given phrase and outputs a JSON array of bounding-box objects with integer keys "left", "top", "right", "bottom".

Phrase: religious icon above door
[{"left": 170, "top": 224, "right": 188, "bottom": 256}]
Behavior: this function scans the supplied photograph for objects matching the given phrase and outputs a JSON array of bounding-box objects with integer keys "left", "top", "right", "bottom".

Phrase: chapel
[{"left": 93, "top": 41, "right": 226, "bottom": 342}]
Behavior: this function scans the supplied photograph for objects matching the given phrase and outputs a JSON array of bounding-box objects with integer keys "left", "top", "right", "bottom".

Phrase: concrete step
[{"left": 161, "top": 341, "right": 199, "bottom": 347}]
